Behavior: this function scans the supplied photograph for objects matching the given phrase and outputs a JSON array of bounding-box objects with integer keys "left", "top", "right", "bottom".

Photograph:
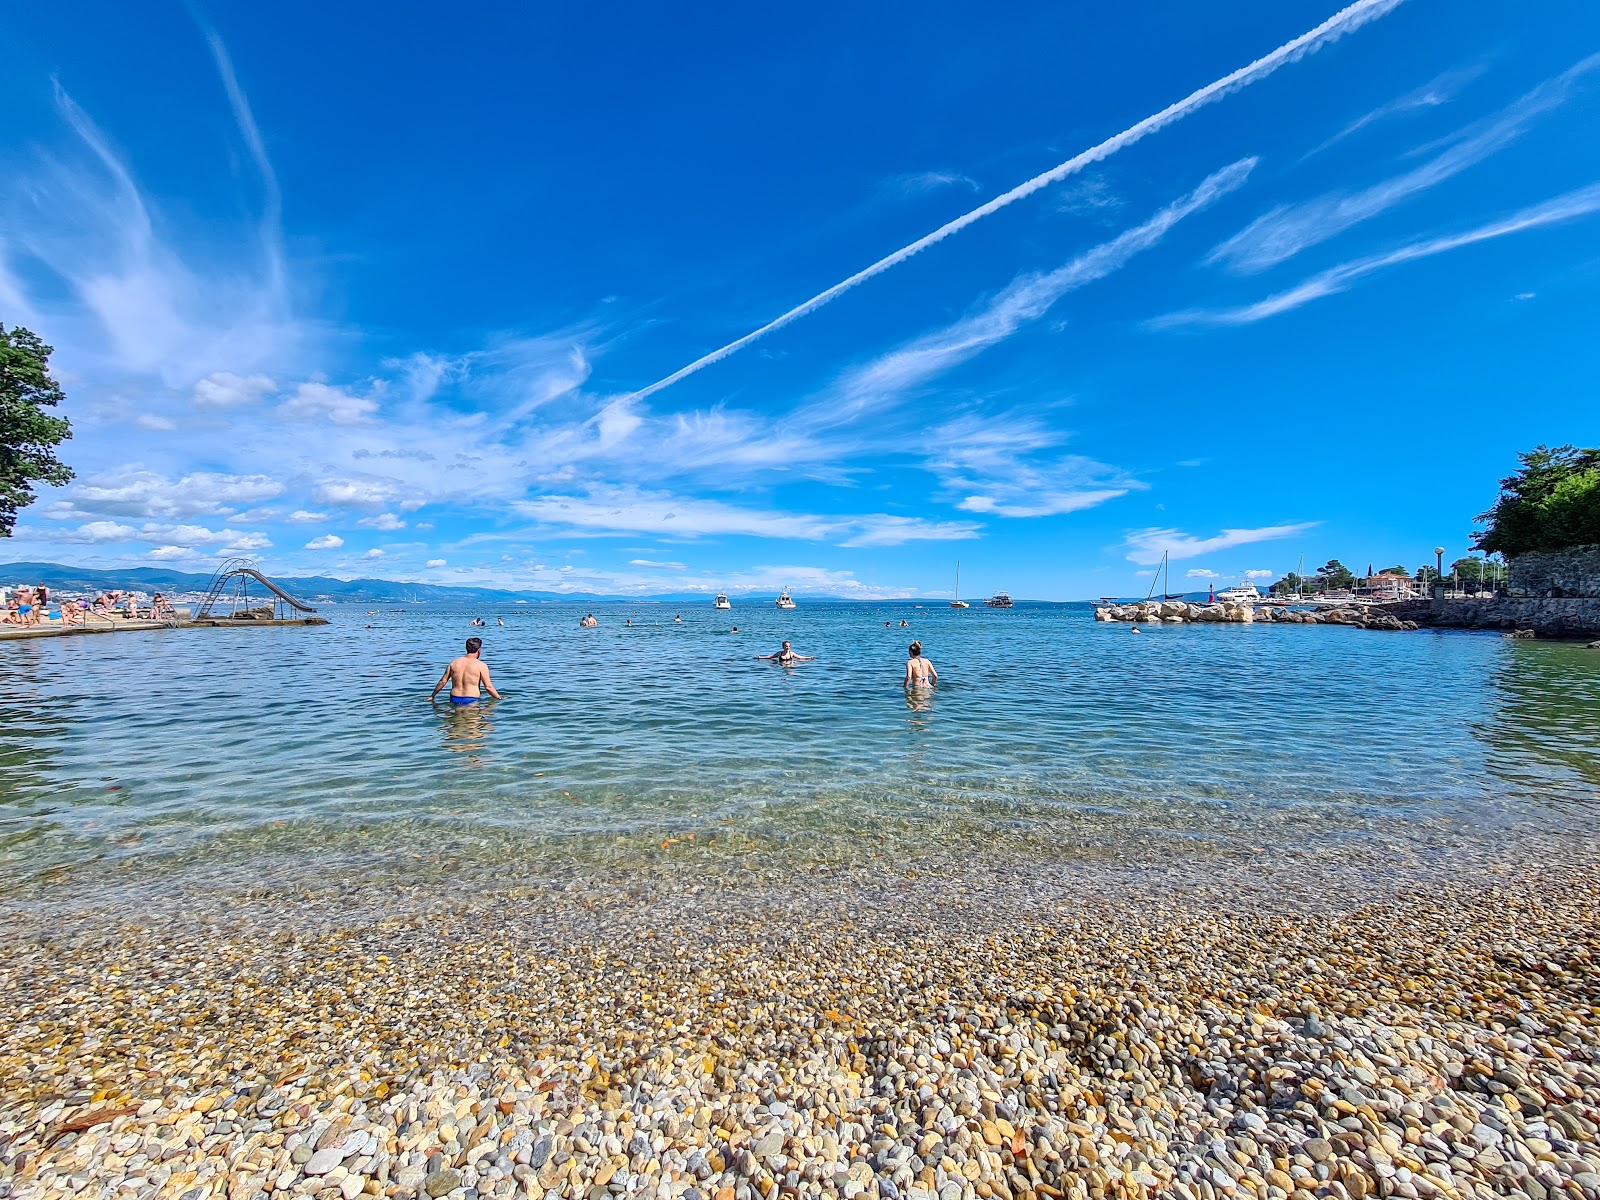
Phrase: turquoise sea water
[{"left": 1, "top": 601, "right": 1597, "bottom": 889}]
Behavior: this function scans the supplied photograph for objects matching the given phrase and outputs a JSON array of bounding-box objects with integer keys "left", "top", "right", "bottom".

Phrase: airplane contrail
[{"left": 631, "top": 0, "right": 1406, "bottom": 401}]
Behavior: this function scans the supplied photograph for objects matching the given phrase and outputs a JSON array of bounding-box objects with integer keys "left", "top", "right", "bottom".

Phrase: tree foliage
[
  {"left": 0, "top": 325, "right": 74, "bottom": 536},
  {"left": 1315, "top": 558, "right": 1355, "bottom": 589},
  {"left": 1475, "top": 444, "right": 1600, "bottom": 558}
]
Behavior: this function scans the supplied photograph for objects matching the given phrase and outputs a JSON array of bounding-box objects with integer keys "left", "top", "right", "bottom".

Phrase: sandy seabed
[{"left": 2, "top": 836, "right": 1598, "bottom": 1200}]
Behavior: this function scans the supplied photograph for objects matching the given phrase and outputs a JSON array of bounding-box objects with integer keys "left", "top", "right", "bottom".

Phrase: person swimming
[
  {"left": 756, "top": 639, "right": 813, "bottom": 665},
  {"left": 580, "top": 613, "right": 598, "bottom": 628},
  {"left": 431, "top": 636, "right": 501, "bottom": 705},
  {"left": 903, "top": 640, "right": 937, "bottom": 689}
]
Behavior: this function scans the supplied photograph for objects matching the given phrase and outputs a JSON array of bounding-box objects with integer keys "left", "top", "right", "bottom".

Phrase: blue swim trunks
[{"left": 450, "top": 695, "right": 479, "bottom": 706}]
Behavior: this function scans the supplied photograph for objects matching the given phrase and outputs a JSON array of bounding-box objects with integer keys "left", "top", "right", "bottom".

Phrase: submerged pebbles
[{"left": 2, "top": 848, "right": 1598, "bottom": 1200}]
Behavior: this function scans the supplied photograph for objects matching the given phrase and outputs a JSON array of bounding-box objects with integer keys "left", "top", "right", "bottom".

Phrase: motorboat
[
  {"left": 776, "top": 591, "right": 796, "bottom": 609},
  {"left": 1215, "top": 582, "right": 1262, "bottom": 604},
  {"left": 714, "top": 594, "right": 731, "bottom": 609},
  {"left": 950, "top": 561, "right": 969, "bottom": 609},
  {"left": 984, "top": 591, "right": 1014, "bottom": 608}
]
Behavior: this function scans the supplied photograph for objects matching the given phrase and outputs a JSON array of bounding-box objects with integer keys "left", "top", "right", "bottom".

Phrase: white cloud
[
  {"left": 1301, "top": 64, "right": 1486, "bottom": 159},
  {"left": 357, "top": 512, "right": 407, "bottom": 531},
  {"left": 193, "top": 370, "right": 276, "bottom": 409},
  {"left": 1186, "top": 568, "right": 1223, "bottom": 579},
  {"left": 56, "top": 470, "right": 284, "bottom": 520},
  {"left": 135, "top": 414, "right": 176, "bottom": 431},
  {"left": 1210, "top": 54, "right": 1600, "bottom": 274},
  {"left": 147, "top": 546, "right": 195, "bottom": 561},
  {"left": 1513, "top": 291, "right": 1536, "bottom": 301},
  {"left": 278, "top": 380, "right": 379, "bottom": 425},
  {"left": 313, "top": 477, "right": 407, "bottom": 509},
  {"left": 54, "top": 520, "right": 139, "bottom": 543},
  {"left": 363, "top": 548, "right": 384, "bottom": 559},
  {"left": 286, "top": 510, "right": 328, "bottom": 523},
  {"left": 809, "top": 160, "right": 1255, "bottom": 427},
  {"left": 882, "top": 170, "right": 980, "bottom": 197},
  {"left": 628, "top": 558, "right": 686, "bottom": 570},
  {"left": 1160, "top": 183, "right": 1600, "bottom": 327},
  {"left": 926, "top": 411, "right": 1141, "bottom": 519},
  {"left": 305, "top": 534, "right": 344, "bottom": 550},
  {"left": 1244, "top": 569, "right": 1275, "bottom": 580},
  {"left": 1123, "top": 523, "right": 1318, "bottom": 565},
  {"left": 515, "top": 486, "right": 979, "bottom": 547},
  {"left": 426, "top": 558, "right": 447, "bottom": 568}
]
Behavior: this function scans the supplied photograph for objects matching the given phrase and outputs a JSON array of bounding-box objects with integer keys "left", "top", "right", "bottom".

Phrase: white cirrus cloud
[
  {"left": 1186, "top": 568, "right": 1223, "bottom": 579},
  {"left": 925, "top": 411, "right": 1142, "bottom": 519},
  {"left": 305, "top": 534, "right": 344, "bottom": 550},
  {"left": 135, "top": 414, "right": 176, "bottom": 431},
  {"left": 1159, "top": 183, "right": 1600, "bottom": 327},
  {"left": 1210, "top": 53, "right": 1600, "bottom": 275},
  {"left": 1302, "top": 63, "right": 1487, "bottom": 160},
  {"left": 627, "top": 0, "right": 1404, "bottom": 401},
  {"left": 1123, "top": 523, "right": 1318, "bottom": 565},
  {"left": 193, "top": 370, "right": 276, "bottom": 409},
  {"left": 286, "top": 510, "right": 329, "bottom": 523},
  {"left": 628, "top": 558, "right": 687, "bottom": 570}
]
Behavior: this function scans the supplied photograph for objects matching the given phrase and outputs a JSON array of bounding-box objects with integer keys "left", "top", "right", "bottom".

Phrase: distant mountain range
[{"left": 0, "top": 561, "right": 963, "bottom": 605}]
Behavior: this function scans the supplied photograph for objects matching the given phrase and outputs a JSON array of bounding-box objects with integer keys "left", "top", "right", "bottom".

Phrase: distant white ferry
[
  {"left": 714, "top": 593, "right": 731, "bottom": 609},
  {"left": 776, "top": 591, "right": 796, "bottom": 609}
]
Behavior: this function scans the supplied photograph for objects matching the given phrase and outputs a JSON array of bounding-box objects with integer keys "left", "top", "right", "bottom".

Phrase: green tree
[
  {"left": 1451, "top": 556, "right": 1486, "bottom": 585},
  {"left": 1379, "top": 565, "right": 1407, "bottom": 576},
  {"left": 1315, "top": 558, "right": 1355, "bottom": 590},
  {"left": 1416, "top": 565, "right": 1442, "bottom": 584},
  {"left": 1475, "top": 444, "right": 1600, "bottom": 557},
  {"left": 1, "top": 325, "right": 74, "bottom": 536},
  {"left": 1270, "top": 571, "right": 1304, "bottom": 596}
]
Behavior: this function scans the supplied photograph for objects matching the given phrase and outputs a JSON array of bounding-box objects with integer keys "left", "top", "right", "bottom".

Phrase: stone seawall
[
  {"left": 1382, "top": 596, "right": 1600, "bottom": 637},
  {"left": 1507, "top": 543, "right": 1600, "bottom": 597}
]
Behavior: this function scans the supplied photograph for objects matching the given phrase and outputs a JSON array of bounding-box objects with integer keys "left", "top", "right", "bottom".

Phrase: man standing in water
[
  {"left": 756, "top": 639, "right": 813, "bottom": 665},
  {"left": 431, "top": 637, "right": 501, "bottom": 705},
  {"left": 903, "top": 640, "right": 937, "bottom": 689}
]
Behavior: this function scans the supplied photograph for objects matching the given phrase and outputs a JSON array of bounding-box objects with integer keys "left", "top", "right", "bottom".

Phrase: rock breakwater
[
  {"left": 3, "top": 849, "right": 1598, "bottom": 1200},
  {"left": 1094, "top": 601, "right": 1420, "bottom": 632}
]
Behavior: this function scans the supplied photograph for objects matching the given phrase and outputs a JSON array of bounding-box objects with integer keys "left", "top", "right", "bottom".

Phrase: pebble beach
[{"left": 4, "top": 839, "right": 1598, "bottom": 1200}]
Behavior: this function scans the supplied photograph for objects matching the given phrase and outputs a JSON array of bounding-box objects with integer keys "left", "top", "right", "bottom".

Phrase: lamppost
[{"left": 1434, "top": 546, "right": 1445, "bottom": 597}]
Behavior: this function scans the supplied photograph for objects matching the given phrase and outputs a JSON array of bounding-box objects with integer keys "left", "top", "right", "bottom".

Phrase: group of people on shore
[
  {"left": 1, "top": 585, "right": 177, "bottom": 628},
  {"left": 430, "top": 633, "right": 937, "bottom": 704}
]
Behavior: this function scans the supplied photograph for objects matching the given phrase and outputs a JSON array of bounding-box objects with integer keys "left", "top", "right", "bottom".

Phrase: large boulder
[{"left": 1095, "top": 607, "right": 1113, "bottom": 621}]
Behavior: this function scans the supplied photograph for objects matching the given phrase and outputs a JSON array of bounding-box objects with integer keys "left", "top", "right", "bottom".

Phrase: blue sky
[{"left": 2, "top": 1, "right": 1597, "bottom": 599}]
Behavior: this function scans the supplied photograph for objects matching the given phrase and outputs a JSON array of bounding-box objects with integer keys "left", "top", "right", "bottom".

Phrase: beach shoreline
[{"left": 4, "top": 837, "right": 1598, "bottom": 1200}]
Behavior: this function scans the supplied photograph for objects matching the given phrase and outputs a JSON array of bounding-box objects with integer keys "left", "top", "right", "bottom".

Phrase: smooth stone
[
  {"left": 425, "top": 1170, "right": 462, "bottom": 1198},
  {"left": 306, "top": 1148, "right": 346, "bottom": 1176}
]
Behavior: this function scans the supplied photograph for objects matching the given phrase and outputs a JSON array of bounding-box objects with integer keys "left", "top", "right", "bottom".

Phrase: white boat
[
  {"left": 984, "top": 591, "right": 1013, "bottom": 608},
  {"left": 1215, "top": 582, "right": 1261, "bottom": 604},
  {"left": 714, "top": 594, "right": 731, "bottom": 610},
  {"left": 950, "top": 561, "right": 969, "bottom": 609},
  {"left": 776, "top": 591, "right": 796, "bottom": 609}
]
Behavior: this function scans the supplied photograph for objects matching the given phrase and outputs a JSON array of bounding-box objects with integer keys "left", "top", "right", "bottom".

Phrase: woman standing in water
[{"left": 903, "top": 641, "right": 937, "bottom": 689}]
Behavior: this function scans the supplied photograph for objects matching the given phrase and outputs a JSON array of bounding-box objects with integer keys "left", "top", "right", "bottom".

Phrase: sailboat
[
  {"left": 1144, "top": 551, "right": 1186, "bottom": 602},
  {"left": 950, "top": 562, "right": 969, "bottom": 609}
]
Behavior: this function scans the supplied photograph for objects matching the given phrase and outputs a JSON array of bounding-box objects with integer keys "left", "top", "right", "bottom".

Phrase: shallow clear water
[{"left": 1, "top": 601, "right": 1597, "bottom": 888}]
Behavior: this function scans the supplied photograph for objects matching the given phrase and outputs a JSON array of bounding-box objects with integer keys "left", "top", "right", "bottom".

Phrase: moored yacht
[
  {"left": 1215, "top": 582, "right": 1261, "bottom": 604},
  {"left": 949, "top": 561, "right": 969, "bottom": 609},
  {"left": 776, "top": 591, "right": 796, "bottom": 609},
  {"left": 714, "top": 593, "right": 731, "bottom": 609},
  {"left": 984, "top": 591, "right": 1014, "bottom": 608}
]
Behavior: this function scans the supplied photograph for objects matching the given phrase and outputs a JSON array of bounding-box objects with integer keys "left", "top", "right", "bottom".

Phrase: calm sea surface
[{"left": 2, "top": 601, "right": 1597, "bottom": 891}]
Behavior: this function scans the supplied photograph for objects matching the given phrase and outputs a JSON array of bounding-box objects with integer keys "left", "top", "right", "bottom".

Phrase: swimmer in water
[
  {"left": 431, "top": 636, "right": 501, "bottom": 705},
  {"left": 497, "top": 617, "right": 505, "bottom": 627},
  {"left": 580, "top": 613, "right": 598, "bottom": 628},
  {"left": 756, "top": 639, "right": 813, "bottom": 665},
  {"left": 903, "top": 640, "right": 937, "bottom": 689},
  {"left": 1130, "top": 626, "right": 1142, "bottom": 635},
  {"left": 900, "top": 619, "right": 909, "bottom": 627}
]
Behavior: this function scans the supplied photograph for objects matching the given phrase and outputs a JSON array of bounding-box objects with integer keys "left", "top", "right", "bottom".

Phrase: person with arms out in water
[
  {"left": 431, "top": 636, "right": 501, "bottom": 705},
  {"left": 756, "top": 639, "right": 813, "bottom": 665},
  {"left": 903, "top": 640, "right": 937, "bottom": 689}
]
